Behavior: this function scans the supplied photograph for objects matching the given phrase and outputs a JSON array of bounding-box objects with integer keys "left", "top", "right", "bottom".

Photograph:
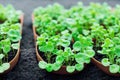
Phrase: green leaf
[
  {"left": 102, "top": 38, "right": 113, "bottom": 48},
  {"left": 115, "top": 45, "right": 120, "bottom": 57},
  {"left": 84, "top": 55, "right": 91, "bottom": 63},
  {"left": 66, "top": 66, "right": 75, "bottom": 73},
  {"left": 73, "top": 41, "right": 81, "bottom": 51},
  {"left": 65, "top": 18, "right": 76, "bottom": 25},
  {"left": 101, "top": 58, "right": 110, "bottom": 66},
  {"left": 0, "top": 54, "right": 4, "bottom": 60},
  {"left": 38, "top": 61, "right": 47, "bottom": 69},
  {"left": 3, "top": 45, "right": 11, "bottom": 54},
  {"left": 56, "top": 55, "right": 64, "bottom": 64},
  {"left": 45, "top": 63, "right": 53, "bottom": 72},
  {"left": 53, "top": 62, "right": 61, "bottom": 71},
  {"left": 64, "top": 47, "right": 72, "bottom": 54},
  {"left": 75, "top": 63, "right": 84, "bottom": 71},
  {"left": 82, "top": 30, "right": 90, "bottom": 36},
  {"left": 11, "top": 43, "right": 19, "bottom": 49},
  {"left": 8, "top": 29, "right": 21, "bottom": 42},
  {"left": 0, "top": 66, "right": 4, "bottom": 73},
  {"left": 45, "top": 42, "right": 54, "bottom": 52},
  {"left": 75, "top": 53, "right": 84, "bottom": 64},
  {"left": 58, "top": 39, "right": 70, "bottom": 47},
  {"left": 109, "top": 64, "right": 119, "bottom": 73},
  {"left": 39, "top": 46, "right": 46, "bottom": 52},
  {"left": 54, "top": 50, "right": 63, "bottom": 55},
  {"left": 61, "top": 30, "right": 72, "bottom": 41},
  {"left": 2, "top": 63, "right": 10, "bottom": 71},
  {"left": 85, "top": 50, "right": 95, "bottom": 58}
]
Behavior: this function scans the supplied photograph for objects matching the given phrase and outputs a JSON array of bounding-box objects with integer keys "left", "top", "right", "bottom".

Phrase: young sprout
[{"left": 0, "top": 4, "right": 22, "bottom": 73}]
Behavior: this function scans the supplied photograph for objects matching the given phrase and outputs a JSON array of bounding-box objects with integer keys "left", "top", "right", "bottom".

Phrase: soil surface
[{"left": 0, "top": 0, "right": 120, "bottom": 80}]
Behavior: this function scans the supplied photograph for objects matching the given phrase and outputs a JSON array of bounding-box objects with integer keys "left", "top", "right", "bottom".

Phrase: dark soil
[
  {"left": 94, "top": 52, "right": 104, "bottom": 62},
  {"left": 93, "top": 46, "right": 103, "bottom": 62},
  {"left": 0, "top": 0, "right": 120, "bottom": 80},
  {"left": 8, "top": 50, "right": 17, "bottom": 62}
]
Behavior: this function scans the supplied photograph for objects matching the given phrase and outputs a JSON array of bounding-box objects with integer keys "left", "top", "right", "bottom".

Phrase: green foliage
[
  {"left": 109, "top": 64, "right": 120, "bottom": 73},
  {"left": 101, "top": 58, "right": 110, "bottom": 66},
  {"left": 99, "top": 37, "right": 120, "bottom": 73},
  {"left": 38, "top": 61, "right": 47, "bottom": 69},
  {"left": 0, "top": 4, "right": 22, "bottom": 73},
  {"left": 66, "top": 66, "right": 75, "bottom": 73},
  {"left": 37, "top": 32, "right": 94, "bottom": 73},
  {"left": 0, "top": 63, "right": 10, "bottom": 73},
  {"left": 34, "top": 2, "right": 120, "bottom": 74}
]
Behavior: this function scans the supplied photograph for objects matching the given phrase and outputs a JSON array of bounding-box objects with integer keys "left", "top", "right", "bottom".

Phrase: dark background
[{"left": 0, "top": 0, "right": 120, "bottom": 80}]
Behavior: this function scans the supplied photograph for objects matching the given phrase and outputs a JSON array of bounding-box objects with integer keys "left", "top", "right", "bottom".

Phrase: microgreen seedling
[
  {"left": 0, "top": 4, "right": 22, "bottom": 73},
  {"left": 34, "top": 2, "right": 120, "bottom": 74}
]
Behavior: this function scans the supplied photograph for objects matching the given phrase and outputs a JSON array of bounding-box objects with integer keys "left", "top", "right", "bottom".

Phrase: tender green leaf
[
  {"left": 101, "top": 58, "right": 110, "bottom": 66},
  {"left": 73, "top": 41, "right": 81, "bottom": 51},
  {"left": 38, "top": 61, "right": 47, "bottom": 69},
  {"left": 57, "top": 39, "right": 70, "bottom": 47},
  {"left": 2, "top": 63, "right": 10, "bottom": 71},
  {"left": 66, "top": 66, "right": 75, "bottom": 73},
  {"left": 82, "top": 30, "right": 90, "bottom": 35},
  {"left": 45, "top": 42, "right": 54, "bottom": 52},
  {"left": 8, "top": 29, "right": 21, "bottom": 42},
  {"left": 56, "top": 55, "right": 64, "bottom": 64},
  {"left": 39, "top": 46, "right": 46, "bottom": 52},
  {"left": 45, "top": 63, "right": 53, "bottom": 72},
  {"left": 75, "top": 53, "right": 84, "bottom": 64},
  {"left": 102, "top": 38, "right": 113, "bottom": 48},
  {"left": 84, "top": 55, "right": 91, "bottom": 63},
  {"left": 0, "top": 54, "right": 4, "bottom": 60},
  {"left": 75, "top": 63, "right": 84, "bottom": 71},
  {"left": 3, "top": 45, "right": 11, "bottom": 54},
  {"left": 85, "top": 50, "right": 95, "bottom": 58},
  {"left": 0, "top": 66, "right": 4, "bottom": 73},
  {"left": 109, "top": 64, "right": 119, "bottom": 73},
  {"left": 11, "top": 43, "right": 19, "bottom": 49},
  {"left": 115, "top": 45, "right": 120, "bottom": 57},
  {"left": 53, "top": 62, "right": 61, "bottom": 71}
]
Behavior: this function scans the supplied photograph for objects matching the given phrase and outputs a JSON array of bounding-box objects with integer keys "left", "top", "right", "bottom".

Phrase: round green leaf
[
  {"left": 58, "top": 39, "right": 70, "bottom": 47},
  {"left": 75, "top": 63, "right": 84, "bottom": 71},
  {"left": 0, "top": 54, "right": 4, "bottom": 60},
  {"left": 11, "top": 43, "right": 19, "bottom": 49},
  {"left": 0, "top": 66, "right": 4, "bottom": 73},
  {"left": 85, "top": 50, "right": 95, "bottom": 58},
  {"left": 53, "top": 62, "right": 61, "bottom": 71},
  {"left": 82, "top": 30, "right": 90, "bottom": 36},
  {"left": 8, "top": 29, "right": 21, "bottom": 42},
  {"left": 84, "top": 56, "right": 91, "bottom": 64},
  {"left": 73, "top": 41, "right": 81, "bottom": 51},
  {"left": 56, "top": 55, "right": 64, "bottom": 64},
  {"left": 2, "top": 63, "right": 10, "bottom": 71},
  {"left": 109, "top": 64, "right": 119, "bottom": 73},
  {"left": 115, "top": 45, "right": 120, "bottom": 57},
  {"left": 75, "top": 53, "right": 84, "bottom": 64},
  {"left": 46, "top": 63, "right": 53, "bottom": 72},
  {"left": 66, "top": 66, "right": 75, "bottom": 73},
  {"left": 45, "top": 42, "right": 54, "bottom": 52},
  {"left": 3, "top": 45, "right": 11, "bottom": 54},
  {"left": 38, "top": 61, "right": 47, "bottom": 69},
  {"left": 101, "top": 58, "right": 110, "bottom": 66}
]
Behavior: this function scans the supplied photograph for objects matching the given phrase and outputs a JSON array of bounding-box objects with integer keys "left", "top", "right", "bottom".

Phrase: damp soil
[
  {"left": 1, "top": 0, "right": 120, "bottom": 80},
  {"left": 8, "top": 50, "right": 17, "bottom": 62},
  {"left": 93, "top": 46, "right": 104, "bottom": 62}
]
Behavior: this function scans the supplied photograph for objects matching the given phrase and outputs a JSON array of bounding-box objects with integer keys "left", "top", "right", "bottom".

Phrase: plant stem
[
  {"left": 0, "top": 59, "right": 2, "bottom": 65},
  {"left": 6, "top": 54, "right": 8, "bottom": 62},
  {"left": 47, "top": 52, "right": 51, "bottom": 63}
]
